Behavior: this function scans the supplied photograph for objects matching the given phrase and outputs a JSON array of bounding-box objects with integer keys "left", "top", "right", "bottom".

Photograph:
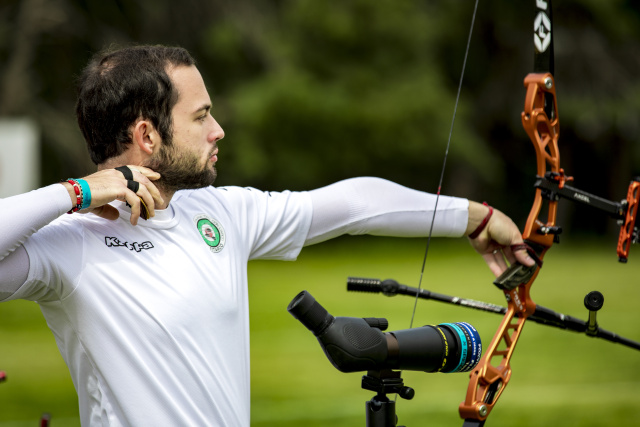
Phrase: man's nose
[{"left": 209, "top": 119, "right": 224, "bottom": 143}]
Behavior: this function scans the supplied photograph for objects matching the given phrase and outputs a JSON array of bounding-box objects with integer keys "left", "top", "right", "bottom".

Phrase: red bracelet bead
[{"left": 66, "top": 179, "right": 83, "bottom": 214}]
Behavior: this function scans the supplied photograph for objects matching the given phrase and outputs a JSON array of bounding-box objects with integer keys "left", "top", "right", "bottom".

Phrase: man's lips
[{"left": 210, "top": 149, "right": 218, "bottom": 163}]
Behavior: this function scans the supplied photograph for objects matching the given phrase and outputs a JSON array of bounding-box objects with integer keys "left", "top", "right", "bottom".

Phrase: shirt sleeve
[
  {"left": 18, "top": 218, "right": 85, "bottom": 302},
  {"left": 206, "top": 186, "right": 314, "bottom": 261},
  {"left": 0, "top": 184, "right": 73, "bottom": 260},
  {"left": 0, "top": 184, "right": 76, "bottom": 301},
  {"left": 305, "top": 177, "right": 469, "bottom": 246},
  {"left": 8, "top": 218, "right": 85, "bottom": 302},
  {"left": 0, "top": 246, "right": 30, "bottom": 301}
]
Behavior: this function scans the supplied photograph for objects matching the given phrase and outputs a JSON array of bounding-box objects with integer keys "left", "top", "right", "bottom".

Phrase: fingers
[
  {"left": 492, "top": 249, "right": 509, "bottom": 274},
  {"left": 128, "top": 166, "right": 164, "bottom": 208},
  {"left": 481, "top": 247, "right": 509, "bottom": 278},
  {"left": 123, "top": 189, "right": 145, "bottom": 226},
  {"left": 124, "top": 179, "right": 148, "bottom": 221},
  {"left": 129, "top": 165, "right": 161, "bottom": 181},
  {"left": 127, "top": 182, "right": 151, "bottom": 224},
  {"left": 126, "top": 168, "right": 164, "bottom": 223},
  {"left": 78, "top": 165, "right": 164, "bottom": 226},
  {"left": 511, "top": 245, "right": 536, "bottom": 267},
  {"left": 468, "top": 203, "right": 538, "bottom": 277},
  {"left": 478, "top": 243, "right": 537, "bottom": 278},
  {"left": 120, "top": 167, "right": 161, "bottom": 226},
  {"left": 474, "top": 241, "right": 537, "bottom": 278}
]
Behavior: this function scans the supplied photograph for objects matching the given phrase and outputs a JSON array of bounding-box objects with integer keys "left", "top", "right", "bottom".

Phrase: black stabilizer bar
[
  {"left": 347, "top": 277, "right": 640, "bottom": 351},
  {"left": 534, "top": 175, "right": 626, "bottom": 218}
]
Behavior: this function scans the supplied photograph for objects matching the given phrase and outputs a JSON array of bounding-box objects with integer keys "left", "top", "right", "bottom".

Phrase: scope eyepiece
[{"left": 287, "top": 291, "right": 335, "bottom": 336}]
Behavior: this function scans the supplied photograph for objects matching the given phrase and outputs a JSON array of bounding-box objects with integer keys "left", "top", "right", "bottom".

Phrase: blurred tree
[
  {"left": 0, "top": 0, "right": 638, "bottom": 236},
  {"left": 220, "top": 0, "right": 498, "bottom": 197}
]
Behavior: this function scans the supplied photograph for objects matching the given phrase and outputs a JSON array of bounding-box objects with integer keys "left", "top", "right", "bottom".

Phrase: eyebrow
[{"left": 193, "top": 103, "right": 211, "bottom": 115}]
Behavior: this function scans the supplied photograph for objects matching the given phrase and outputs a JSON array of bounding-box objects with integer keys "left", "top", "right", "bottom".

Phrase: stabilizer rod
[{"left": 347, "top": 277, "right": 640, "bottom": 351}]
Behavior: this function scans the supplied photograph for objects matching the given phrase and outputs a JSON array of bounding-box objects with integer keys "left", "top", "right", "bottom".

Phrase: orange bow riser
[{"left": 458, "top": 72, "right": 561, "bottom": 425}]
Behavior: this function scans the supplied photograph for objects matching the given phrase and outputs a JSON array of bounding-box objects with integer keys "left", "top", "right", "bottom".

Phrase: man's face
[{"left": 145, "top": 65, "right": 225, "bottom": 193}]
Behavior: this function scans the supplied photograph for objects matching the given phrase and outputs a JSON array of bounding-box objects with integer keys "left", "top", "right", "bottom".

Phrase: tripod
[{"left": 362, "top": 370, "right": 414, "bottom": 427}]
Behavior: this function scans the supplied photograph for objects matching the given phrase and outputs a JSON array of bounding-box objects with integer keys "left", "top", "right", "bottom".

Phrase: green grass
[{"left": 1, "top": 236, "right": 639, "bottom": 426}]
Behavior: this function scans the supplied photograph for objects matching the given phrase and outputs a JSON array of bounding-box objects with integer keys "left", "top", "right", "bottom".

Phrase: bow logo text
[{"left": 534, "top": 1, "right": 552, "bottom": 53}]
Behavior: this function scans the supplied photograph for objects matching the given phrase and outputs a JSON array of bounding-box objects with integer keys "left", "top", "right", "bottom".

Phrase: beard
[{"left": 144, "top": 142, "right": 217, "bottom": 194}]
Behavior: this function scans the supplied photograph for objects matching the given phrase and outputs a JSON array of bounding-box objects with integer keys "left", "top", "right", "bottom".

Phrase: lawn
[{"left": 0, "top": 236, "right": 638, "bottom": 426}]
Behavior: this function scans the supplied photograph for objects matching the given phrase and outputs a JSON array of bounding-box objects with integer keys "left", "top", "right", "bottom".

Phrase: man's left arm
[{"left": 307, "top": 177, "right": 533, "bottom": 277}]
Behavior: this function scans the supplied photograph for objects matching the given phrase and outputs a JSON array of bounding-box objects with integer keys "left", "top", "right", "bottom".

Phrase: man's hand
[
  {"left": 466, "top": 201, "right": 535, "bottom": 277},
  {"left": 61, "top": 166, "right": 163, "bottom": 226}
]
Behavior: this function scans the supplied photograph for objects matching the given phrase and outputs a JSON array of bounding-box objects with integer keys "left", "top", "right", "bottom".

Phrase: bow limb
[{"left": 459, "top": 1, "right": 561, "bottom": 424}]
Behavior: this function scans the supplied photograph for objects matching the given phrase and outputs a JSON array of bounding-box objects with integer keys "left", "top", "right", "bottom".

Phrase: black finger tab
[
  {"left": 127, "top": 179, "right": 140, "bottom": 193},
  {"left": 115, "top": 166, "right": 134, "bottom": 180}
]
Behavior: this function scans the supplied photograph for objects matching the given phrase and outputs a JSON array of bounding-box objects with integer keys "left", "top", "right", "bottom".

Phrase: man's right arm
[
  {"left": 0, "top": 166, "right": 162, "bottom": 298},
  {"left": 0, "top": 184, "right": 74, "bottom": 261},
  {"left": 1, "top": 165, "right": 163, "bottom": 260},
  {"left": 0, "top": 184, "right": 74, "bottom": 299}
]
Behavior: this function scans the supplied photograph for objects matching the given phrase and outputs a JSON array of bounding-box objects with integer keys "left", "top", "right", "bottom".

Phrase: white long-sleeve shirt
[{"left": 0, "top": 177, "right": 468, "bottom": 426}]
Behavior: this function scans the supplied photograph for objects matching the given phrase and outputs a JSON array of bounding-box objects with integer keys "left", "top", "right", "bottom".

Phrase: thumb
[{"left": 513, "top": 245, "right": 536, "bottom": 267}]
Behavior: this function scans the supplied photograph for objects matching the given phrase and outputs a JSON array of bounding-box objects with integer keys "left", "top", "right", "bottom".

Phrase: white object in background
[{"left": 0, "top": 118, "right": 40, "bottom": 197}]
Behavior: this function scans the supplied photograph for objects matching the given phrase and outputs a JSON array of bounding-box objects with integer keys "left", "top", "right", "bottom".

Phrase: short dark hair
[{"left": 75, "top": 45, "right": 195, "bottom": 165}]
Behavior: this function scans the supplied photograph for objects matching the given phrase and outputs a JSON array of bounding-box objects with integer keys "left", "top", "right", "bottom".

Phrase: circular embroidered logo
[{"left": 194, "top": 215, "right": 225, "bottom": 253}]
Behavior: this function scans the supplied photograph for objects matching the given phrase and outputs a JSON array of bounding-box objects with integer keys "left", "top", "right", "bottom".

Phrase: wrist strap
[
  {"left": 64, "top": 178, "right": 92, "bottom": 213},
  {"left": 65, "top": 179, "right": 83, "bottom": 214},
  {"left": 77, "top": 179, "right": 92, "bottom": 210},
  {"left": 468, "top": 202, "right": 493, "bottom": 239}
]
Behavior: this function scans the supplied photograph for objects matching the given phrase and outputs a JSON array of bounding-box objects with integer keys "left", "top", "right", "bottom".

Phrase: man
[{"left": 0, "top": 45, "right": 533, "bottom": 426}]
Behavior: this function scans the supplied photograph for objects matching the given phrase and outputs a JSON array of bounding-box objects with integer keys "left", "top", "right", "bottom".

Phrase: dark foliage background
[{"left": 1, "top": 0, "right": 639, "bottom": 236}]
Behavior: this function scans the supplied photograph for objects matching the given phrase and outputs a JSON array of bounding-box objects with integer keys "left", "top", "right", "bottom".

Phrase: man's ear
[{"left": 132, "top": 119, "right": 159, "bottom": 155}]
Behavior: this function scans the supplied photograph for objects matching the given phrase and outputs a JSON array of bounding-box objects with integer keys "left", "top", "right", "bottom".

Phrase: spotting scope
[{"left": 287, "top": 290, "right": 481, "bottom": 373}]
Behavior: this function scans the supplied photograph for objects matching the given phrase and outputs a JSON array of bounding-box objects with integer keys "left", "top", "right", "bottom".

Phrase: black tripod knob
[{"left": 398, "top": 386, "right": 415, "bottom": 400}]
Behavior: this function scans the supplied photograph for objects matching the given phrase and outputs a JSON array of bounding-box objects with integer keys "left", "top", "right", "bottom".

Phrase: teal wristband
[{"left": 76, "top": 179, "right": 91, "bottom": 210}]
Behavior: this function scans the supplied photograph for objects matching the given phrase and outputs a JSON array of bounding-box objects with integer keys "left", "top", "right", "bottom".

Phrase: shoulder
[{"left": 174, "top": 186, "right": 311, "bottom": 209}]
